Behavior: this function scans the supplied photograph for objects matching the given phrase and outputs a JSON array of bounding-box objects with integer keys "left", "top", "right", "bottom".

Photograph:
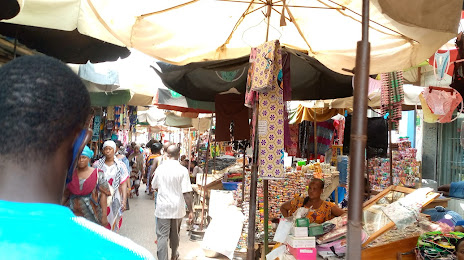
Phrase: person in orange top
[{"left": 280, "top": 178, "right": 345, "bottom": 224}]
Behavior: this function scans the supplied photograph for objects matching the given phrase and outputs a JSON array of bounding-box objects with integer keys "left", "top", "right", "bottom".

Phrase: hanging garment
[
  {"left": 299, "top": 120, "right": 336, "bottom": 157},
  {"left": 281, "top": 51, "right": 292, "bottom": 150},
  {"left": 380, "top": 71, "right": 404, "bottom": 130},
  {"left": 429, "top": 49, "right": 458, "bottom": 78},
  {"left": 343, "top": 116, "right": 388, "bottom": 158},
  {"left": 421, "top": 87, "right": 463, "bottom": 123},
  {"left": 245, "top": 48, "right": 258, "bottom": 108},
  {"left": 433, "top": 50, "right": 450, "bottom": 81},
  {"left": 251, "top": 40, "right": 282, "bottom": 93},
  {"left": 352, "top": 76, "right": 381, "bottom": 96},
  {"left": 290, "top": 106, "right": 345, "bottom": 124},
  {"left": 107, "top": 106, "right": 115, "bottom": 120},
  {"left": 286, "top": 124, "right": 299, "bottom": 157},
  {"left": 257, "top": 45, "right": 285, "bottom": 178},
  {"left": 258, "top": 85, "right": 285, "bottom": 178},
  {"left": 419, "top": 93, "right": 440, "bottom": 123},
  {"left": 215, "top": 93, "right": 250, "bottom": 142}
]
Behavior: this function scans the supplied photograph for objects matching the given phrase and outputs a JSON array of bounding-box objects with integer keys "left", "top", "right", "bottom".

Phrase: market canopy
[
  {"left": 1, "top": 0, "right": 129, "bottom": 63},
  {"left": 154, "top": 88, "right": 215, "bottom": 113},
  {"left": 89, "top": 0, "right": 461, "bottom": 75},
  {"left": 72, "top": 51, "right": 160, "bottom": 106},
  {"left": 0, "top": 22, "right": 130, "bottom": 63},
  {"left": 153, "top": 47, "right": 354, "bottom": 102}
]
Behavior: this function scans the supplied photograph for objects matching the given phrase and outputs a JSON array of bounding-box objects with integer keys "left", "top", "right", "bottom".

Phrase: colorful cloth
[
  {"left": 63, "top": 168, "right": 111, "bottom": 225},
  {"left": 299, "top": 120, "right": 336, "bottom": 156},
  {"left": 381, "top": 71, "right": 404, "bottom": 130},
  {"left": 257, "top": 44, "right": 285, "bottom": 178},
  {"left": 286, "top": 124, "right": 299, "bottom": 157},
  {"left": 422, "top": 87, "right": 463, "bottom": 123},
  {"left": 289, "top": 195, "right": 336, "bottom": 224},
  {"left": 251, "top": 40, "right": 281, "bottom": 93},
  {"left": 0, "top": 200, "right": 155, "bottom": 260},
  {"left": 94, "top": 157, "right": 129, "bottom": 231}
]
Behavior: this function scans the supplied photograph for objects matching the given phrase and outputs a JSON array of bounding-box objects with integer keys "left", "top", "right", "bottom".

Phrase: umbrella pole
[
  {"left": 247, "top": 104, "right": 259, "bottom": 260},
  {"left": 314, "top": 110, "right": 318, "bottom": 160},
  {"left": 188, "top": 128, "right": 192, "bottom": 174},
  {"left": 347, "top": 0, "right": 370, "bottom": 258},
  {"left": 200, "top": 123, "right": 213, "bottom": 231},
  {"left": 242, "top": 147, "right": 246, "bottom": 203},
  {"left": 389, "top": 112, "right": 393, "bottom": 186}
]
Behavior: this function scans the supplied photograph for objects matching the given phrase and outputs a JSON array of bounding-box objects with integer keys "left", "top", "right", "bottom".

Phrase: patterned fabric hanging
[
  {"left": 380, "top": 71, "right": 404, "bottom": 130},
  {"left": 255, "top": 40, "right": 285, "bottom": 178}
]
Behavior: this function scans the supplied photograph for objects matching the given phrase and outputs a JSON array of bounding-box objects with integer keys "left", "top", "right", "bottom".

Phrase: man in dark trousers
[{"left": 152, "top": 145, "right": 193, "bottom": 260}]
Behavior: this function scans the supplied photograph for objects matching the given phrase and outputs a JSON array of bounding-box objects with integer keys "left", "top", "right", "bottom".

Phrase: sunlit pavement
[{"left": 118, "top": 184, "right": 229, "bottom": 260}]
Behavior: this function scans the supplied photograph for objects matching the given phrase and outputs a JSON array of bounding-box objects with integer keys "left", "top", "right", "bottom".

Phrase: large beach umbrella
[{"left": 88, "top": 0, "right": 461, "bottom": 74}]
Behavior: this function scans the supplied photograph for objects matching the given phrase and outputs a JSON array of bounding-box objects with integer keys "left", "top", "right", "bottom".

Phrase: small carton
[
  {"left": 287, "top": 235, "right": 316, "bottom": 248},
  {"left": 291, "top": 227, "right": 308, "bottom": 237},
  {"left": 287, "top": 245, "right": 317, "bottom": 260}
]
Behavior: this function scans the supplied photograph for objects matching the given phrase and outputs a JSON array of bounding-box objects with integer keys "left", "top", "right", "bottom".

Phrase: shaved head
[
  {"left": 166, "top": 145, "right": 180, "bottom": 159},
  {"left": 163, "top": 142, "right": 171, "bottom": 152}
]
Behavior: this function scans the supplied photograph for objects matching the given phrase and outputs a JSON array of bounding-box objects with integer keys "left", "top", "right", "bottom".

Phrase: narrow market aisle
[{"left": 119, "top": 184, "right": 227, "bottom": 260}]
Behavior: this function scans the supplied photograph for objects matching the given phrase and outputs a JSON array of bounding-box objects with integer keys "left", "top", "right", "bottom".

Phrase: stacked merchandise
[
  {"left": 368, "top": 140, "right": 419, "bottom": 191},
  {"left": 233, "top": 172, "right": 312, "bottom": 250}
]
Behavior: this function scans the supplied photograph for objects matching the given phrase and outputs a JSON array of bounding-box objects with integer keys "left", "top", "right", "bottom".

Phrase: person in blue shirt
[{"left": 0, "top": 55, "right": 155, "bottom": 260}]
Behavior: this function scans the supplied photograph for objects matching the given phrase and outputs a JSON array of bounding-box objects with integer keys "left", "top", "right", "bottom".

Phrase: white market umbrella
[{"left": 88, "top": 0, "right": 462, "bottom": 74}]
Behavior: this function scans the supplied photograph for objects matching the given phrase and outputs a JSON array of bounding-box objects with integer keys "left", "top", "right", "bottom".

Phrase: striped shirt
[{"left": 152, "top": 159, "right": 192, "bottom": 219}]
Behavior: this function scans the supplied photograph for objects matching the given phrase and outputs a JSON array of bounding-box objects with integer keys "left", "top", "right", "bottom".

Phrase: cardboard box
[
  {"left": 287, "top": 235, "right": 316, "bottom": 248},
  {"left": 291, "top": 227, "right": 308, "bottom": 237},
  {"left": 287, "top": 245, "right": 317, "bottom": 260}
]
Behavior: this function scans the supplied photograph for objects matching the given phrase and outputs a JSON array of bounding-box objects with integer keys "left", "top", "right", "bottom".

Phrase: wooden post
[{"left": 263, "top": 179, "right": 269, "bottom": 255}]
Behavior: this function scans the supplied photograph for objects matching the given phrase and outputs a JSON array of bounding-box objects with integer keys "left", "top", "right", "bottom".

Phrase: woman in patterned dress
[
  {"left": 62, "top": 146, "right": 111, "bottom": 227},
  {"left": 280, "top": 178, "right": 345, "bottom": 224},
  {"left": 94, "top": 140, "right": 129, "bottom": 231}
]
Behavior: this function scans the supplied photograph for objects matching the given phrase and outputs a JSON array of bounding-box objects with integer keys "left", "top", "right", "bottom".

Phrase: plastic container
[{"left": 222, "top": 182, "right": 240, "bottom": 190}]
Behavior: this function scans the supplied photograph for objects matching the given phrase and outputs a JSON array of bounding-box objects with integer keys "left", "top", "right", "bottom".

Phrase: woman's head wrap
[
  {"left": 103, "top": 140, "right": 116, "bottom": 151},
  {"left": 81, "top": 145, "right": 94, "bottom": 159}
]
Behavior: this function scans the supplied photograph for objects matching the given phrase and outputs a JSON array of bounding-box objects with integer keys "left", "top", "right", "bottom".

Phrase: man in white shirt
[{"left": 152, "top": 145, "right": 193, "bottom": 260}]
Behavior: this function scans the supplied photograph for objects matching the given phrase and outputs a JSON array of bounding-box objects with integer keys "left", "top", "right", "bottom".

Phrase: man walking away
[{"left": 152, "top": 145, "right": 193, "bottom": 260}]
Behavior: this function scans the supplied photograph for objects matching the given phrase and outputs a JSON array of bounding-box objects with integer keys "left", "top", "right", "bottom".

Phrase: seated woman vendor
[{"left": 280, "top": 178, "right": 345, "bottom": 224}]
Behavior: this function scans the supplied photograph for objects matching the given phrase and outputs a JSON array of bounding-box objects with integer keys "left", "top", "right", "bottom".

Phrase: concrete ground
[{"left": 119, "top": 184, "right": 230, "bottom": 260}]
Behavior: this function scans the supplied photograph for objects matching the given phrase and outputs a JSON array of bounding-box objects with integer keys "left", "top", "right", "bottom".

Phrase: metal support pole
[
  {"left": 200, "top": 132, "right": 211, "bottom": 231},
  {"left": 188, "top": 128, "right": 192, "bottom": 174},
  {"left": 247, "top": 104, "right": 259, "bottom": 260},
  {"left": 314, "top": 111, "right": 318, "bottom": 159},
  {"left": 242, "top": 148, "right": 246, "bottom": 203},
  {"left": 263, "top": 179, "right": 269, "bottom": 255},
  {"left": 347, "top": 0, "right": 370, "bottom": 258},
  {"left": 389, "top": 118, "right": 394, "bottom": 186}
]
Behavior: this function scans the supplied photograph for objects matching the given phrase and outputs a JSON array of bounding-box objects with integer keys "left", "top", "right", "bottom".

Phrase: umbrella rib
[
  {"left": 284, "top": 5, "right": 315, "bottom": 54},
  {"left": 274, "top": 4, "right": 342, "bottom": 10},
  {"left": 271, "top": 7, "right": 291, "bottom": 22},
  {"left": 318, "top": 0, "right": 417, "bottom": 43},
  {"left": 217, "top": 0, "right": 267, "bottom": 4},
  {"left": 140, "top": 0, "right": 200, "bottom": 17},
  {"left": 221, "top": 1, "right": 263, "bottom": 46}
]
